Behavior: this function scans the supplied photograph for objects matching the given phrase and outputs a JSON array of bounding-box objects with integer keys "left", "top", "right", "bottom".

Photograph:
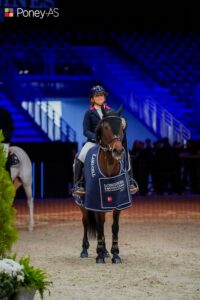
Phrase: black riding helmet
[{"left": 89, "top": 85, "right": 108, "bottom": 98}]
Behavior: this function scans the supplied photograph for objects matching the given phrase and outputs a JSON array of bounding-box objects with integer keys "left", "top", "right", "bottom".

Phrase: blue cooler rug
[{"left": 75, "top": 145, "right": 132, "bottom": 212}]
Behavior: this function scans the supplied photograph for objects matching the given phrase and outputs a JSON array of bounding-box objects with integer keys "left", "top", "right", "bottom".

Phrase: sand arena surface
[{"left": 13, "top": 196, "right": 200, "bottom": 300}]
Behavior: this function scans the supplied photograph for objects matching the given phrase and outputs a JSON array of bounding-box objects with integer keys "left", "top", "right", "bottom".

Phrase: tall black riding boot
[{"left": 72, "top": 158, "right": 85, "bottom": 196}]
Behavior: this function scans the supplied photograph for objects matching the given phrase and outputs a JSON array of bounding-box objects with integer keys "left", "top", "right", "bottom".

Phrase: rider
[
  {"left": 0, "top": 105, "right": 15, "bottom": 174},
  {"left": 72, "top": 85, "right": 138, "bottom": 196}
]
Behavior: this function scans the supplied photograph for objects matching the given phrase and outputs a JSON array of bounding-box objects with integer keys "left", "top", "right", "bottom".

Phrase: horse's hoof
[
  {"left": 96, "top": 257, "right": 105, "bottom": 264},
  {"left": 112, "top": 255, "right": 122, "bottom": 264},
  {"left": 80, "top": 250, "right": 88, "bottom": 258}
]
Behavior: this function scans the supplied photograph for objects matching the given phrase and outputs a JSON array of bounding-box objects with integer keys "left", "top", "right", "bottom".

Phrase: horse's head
[{"left": 96, "top": 105, "right": 125, "bottom": 161}]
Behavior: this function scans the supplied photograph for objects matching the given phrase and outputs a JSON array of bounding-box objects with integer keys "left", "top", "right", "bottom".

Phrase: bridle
[
  {"left": 98, "top": 116, "right": 124, "bottom": 159},
  {"left": 100, "top": 134, "right": 123, "bottom": 152}
]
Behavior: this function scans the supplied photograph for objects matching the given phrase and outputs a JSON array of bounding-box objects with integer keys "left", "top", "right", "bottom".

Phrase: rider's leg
[
  {"left": 72, "top": 156, "right": 85, "bottom": 196},
  {"left": 72, "top": 141, "right": 96, "bottom": 196},
  {"left": 122, "top": 135, "right": 139, "bottom": 195}
]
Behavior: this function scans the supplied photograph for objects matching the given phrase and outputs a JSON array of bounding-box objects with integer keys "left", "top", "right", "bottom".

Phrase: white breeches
[{"left": 78, "top": 141, "right": 96, "bottom": 163}]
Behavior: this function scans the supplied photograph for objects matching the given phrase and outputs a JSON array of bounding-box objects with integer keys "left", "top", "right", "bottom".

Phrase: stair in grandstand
[
  {"left": 0, "top": 91, "right": 50, "bottom": 143},
  {"left": 112, "top": 32, "right": 200, "bottom": 139},
  {"left": 72, "top": 45, "right": 193, "bottom": 141}
]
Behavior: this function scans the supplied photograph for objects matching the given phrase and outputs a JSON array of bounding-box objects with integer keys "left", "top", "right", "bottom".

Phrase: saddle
[{"left": 7, "top": 153, "right": 20, "bottom": 166}]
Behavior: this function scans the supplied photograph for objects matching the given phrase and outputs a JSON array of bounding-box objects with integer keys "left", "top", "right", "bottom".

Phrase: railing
[
  {"left": 136, "top": 96, "right": 191, "bottom": 143},
  {"left": 118, "top": 84, "right": 191, "bottom": 144},
  {"left": 74, "top": 51, "right": 191, "bottom": 144},
  {"left": 2, "top": 75, "right": 76, "bottom": 142},
  {"left": 21, "top": 100, "right": 76, "bottom": 142},
  {"left": 18, "top": 80, "right": 77, "bottom": 142},
  {"left": 0, "top": 47, "right": 76, "bottom": 143}
]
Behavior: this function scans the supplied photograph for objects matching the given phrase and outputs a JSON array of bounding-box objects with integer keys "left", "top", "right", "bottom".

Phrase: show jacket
[{"left": 83, "top": 105, "right": 111, "bottom": 142}]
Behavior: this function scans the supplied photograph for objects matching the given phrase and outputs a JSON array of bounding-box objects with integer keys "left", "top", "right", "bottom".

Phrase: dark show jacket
[{"left": 83, "top": 104, "right": 111, "bottom": 142}]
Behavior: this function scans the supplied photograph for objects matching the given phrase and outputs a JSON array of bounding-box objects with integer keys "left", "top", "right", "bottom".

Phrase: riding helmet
[{"left": 89, "top": 85, "right": 108, "bottom": 98}]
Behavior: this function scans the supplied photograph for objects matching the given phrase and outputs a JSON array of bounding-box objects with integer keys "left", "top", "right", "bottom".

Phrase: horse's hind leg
[
  {"left": 80, "top": 207, "right": 89, "bottom": 258},
  {"left": 23, "top": 183, "right": 34, "bottom": 231},
  {"left": 13, "top": 177, "right": 22, "bottom": 190},
  {"left": 111, "top": 210, "right": 122, "bottom": 264}
]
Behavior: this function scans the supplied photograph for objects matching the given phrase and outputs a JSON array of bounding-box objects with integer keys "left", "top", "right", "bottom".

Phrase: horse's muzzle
[{"left": 112, "top": 147, "right": 125, "bottom": 160}]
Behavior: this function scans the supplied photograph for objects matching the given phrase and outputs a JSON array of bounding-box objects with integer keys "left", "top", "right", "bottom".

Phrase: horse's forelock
[{"left": 104, "top": 117, "right": 122, "bottom": 135}]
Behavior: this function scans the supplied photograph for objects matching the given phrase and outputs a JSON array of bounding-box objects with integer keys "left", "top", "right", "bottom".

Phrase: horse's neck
[{"left": 99, "top": 149, "right": 120, "bottom": 177}]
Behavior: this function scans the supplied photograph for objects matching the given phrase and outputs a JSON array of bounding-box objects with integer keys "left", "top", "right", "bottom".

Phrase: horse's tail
[{"left": 87, "top": 210, "right": 96, "bottom": 239}]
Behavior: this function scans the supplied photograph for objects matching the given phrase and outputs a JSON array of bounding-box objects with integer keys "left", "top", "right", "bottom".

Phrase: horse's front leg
[
  {"left": 95, "top": 212, "right": 106, "bottom": 263},
  {"left": 80, "top": 207, "right": 90, "bottom": 258},
  {"left": 111, "top": 209, "right": 122, "bottom": 263},
  {"left": 102, "top": 235, "right": 110, "bottom": 258}
]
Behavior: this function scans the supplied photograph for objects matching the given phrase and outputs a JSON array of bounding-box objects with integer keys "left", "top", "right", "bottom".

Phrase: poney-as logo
[
  {"left": 3, "top": 7, "right": 59, "bottom": 19},
  {"left": 0, "top": 1, "right": 59, "bottom": 22},
  {"left": 0, "top": 7, "right": 60, "bottom": 22},
  {"left": 4, "top": 7, "right": 14, "bottom": 17}
]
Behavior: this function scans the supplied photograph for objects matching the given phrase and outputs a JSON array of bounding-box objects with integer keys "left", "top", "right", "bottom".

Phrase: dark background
[
  {"left": 1, "top": 0, "right": 199, "bottom": 33},
  {"left": 14, "top": 142, "right": 77, "bottom": 198}
]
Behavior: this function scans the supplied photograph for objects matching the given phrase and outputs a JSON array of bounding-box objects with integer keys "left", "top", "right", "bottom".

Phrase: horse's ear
[
  {"left": 116, "top": 104, "right": 123, "bottom": 116},
  {"left": 101, "top": 105, "right": 107, "bottom": 117}
]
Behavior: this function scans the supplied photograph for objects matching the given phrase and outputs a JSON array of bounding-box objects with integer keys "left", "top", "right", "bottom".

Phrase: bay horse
[
  {"left": 9, "top": 146, "right": 34, "bottom": 231},
  {"left": 74, "top": 105, "right": 134, "bottom": 263}
]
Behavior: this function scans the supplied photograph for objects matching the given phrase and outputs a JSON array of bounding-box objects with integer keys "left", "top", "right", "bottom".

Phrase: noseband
[
  {"left": 98, "top": 116, "right": 124, "bottom": 156},
  {"left": 100, "top": 135, "right": 122, "bottom": 152}
]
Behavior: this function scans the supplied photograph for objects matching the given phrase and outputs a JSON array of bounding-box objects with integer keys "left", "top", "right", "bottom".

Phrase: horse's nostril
[{"left": 113, "top": 148, "right": 124, "bottom": 155}]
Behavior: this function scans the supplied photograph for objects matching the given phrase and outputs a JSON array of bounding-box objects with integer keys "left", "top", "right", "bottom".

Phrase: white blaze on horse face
[
  {"left": 112, "top": 140, "right": 125, "bottom": 161},
  {"left": 111, "top": 123, "right": 124, "bottom": 160}
]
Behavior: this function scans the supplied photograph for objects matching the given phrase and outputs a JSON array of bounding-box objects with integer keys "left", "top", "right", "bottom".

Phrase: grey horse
[{"left": 9, "top": 146, "right": 34, "bottom": 231}]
